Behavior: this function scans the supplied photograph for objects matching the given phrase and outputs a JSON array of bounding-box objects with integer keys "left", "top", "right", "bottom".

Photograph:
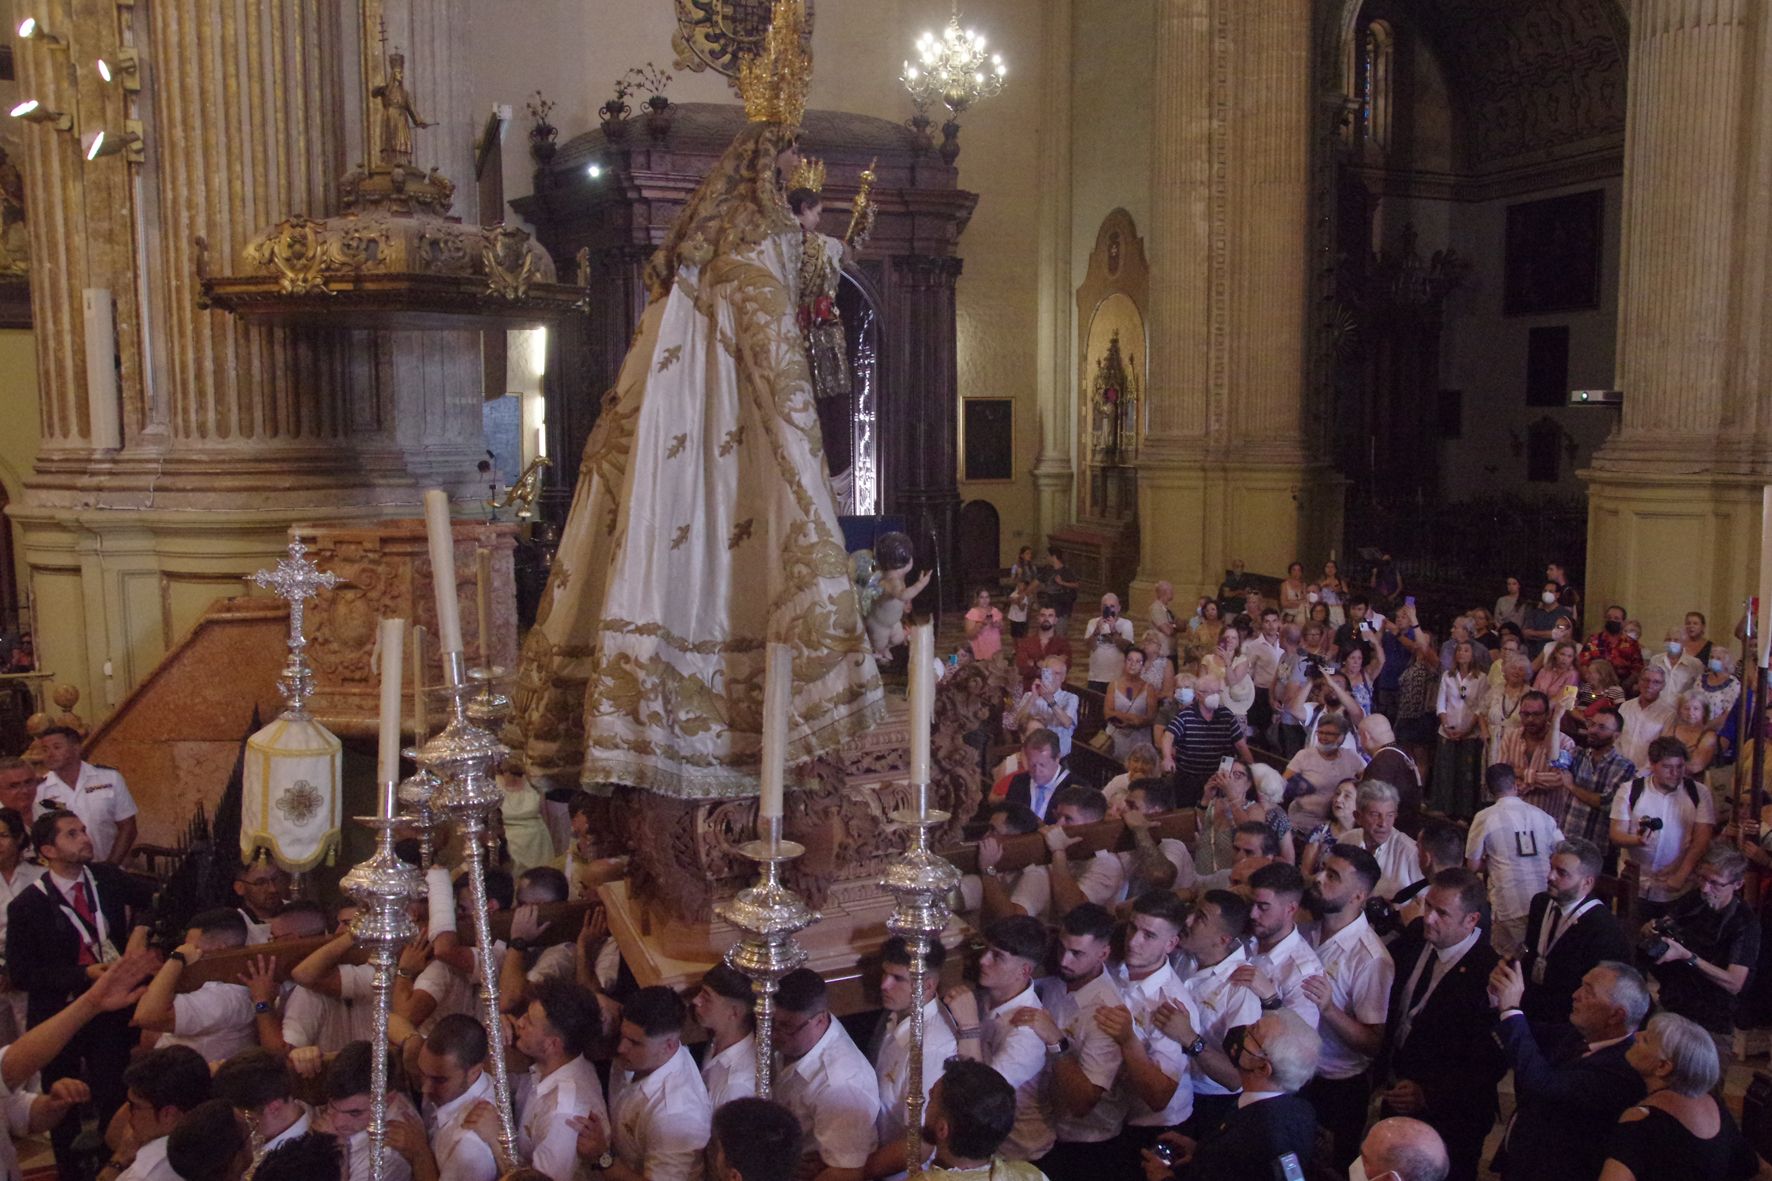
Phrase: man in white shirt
[
  {"left": 867, "top": 937, "right": 956, "bottom": 1180},
  {"left": 1649, "top": 631, "right": 1704, "bottom": 698},
  {"left": 1116, "top": 780, "right": 1196, "bottom": 897},
  {"left": 1344, "top": 781, "right": 1422, "bottom": 901},
  {"left": 214, "top": 1048, "right": 314, "bottom": 1157},
  {"left": 942, "top": 916, "right": 1055, "bottom": 1162},
  {"left": 1245, "top": 608, "right": 1287, "bottom": 741},
  {"left": 575, "top": 986, "right": 711, "bottom": 1181},
  {"left": 98, "top": 1044, "right": 212, "bottom": 1181},
  {"left": 1608, "top": 735, "right": 1717, "bottom": 921},
  {"left": 1299, "top": 845, "right": 1396, "bottom": 1168},
  {"left": 1149, "top": 891, "right": 1260, "bottom": 1134},
  {"left": 1042, "top": 788, "right": 1127, "bottom": 918},
  {"left": 231, "top": 858, "right": 289, "bottom": 945},
  {"left": 1082, "top": 595, "right": 1135, "bottom": 691},
  {"left": 318, "top": 1042, "right": 424, "bottom": 1181},
  {"left": 969, "top": 803, "right": 1052, "bottom": 923},
  {"left": 690, "top": 962, "right": 756, "bottom": 1110},
  {"left": 132, "top": 907, "right": 259, "bottom": 1063},
  {"left": 286, "top": 904, "right": 384, "bottom": 1074},
  {"left": 1017, "top": 905, "right": 1125, "bottom": 1181},
  {"left": 1617, "top": 665, "right": 1673, "bottom": 770},
  {"left": 772, "top": 968, "right": 880, "bottom": 1181},
  {"left": 31, "top": 727, "right": 138, "bottom": 864},
  {"left": 1099, "top": 890, "right": 1196, "bottom": 1163},
  {"left": 407, "top": 867, "right": 511, "bottom": 1032},
  {"left": 1467, "top": 765, "right": 1566, "bottom": 955},
  {"left": 1234, "top": 863, "right": 1324, "bottom": 1029},
  {"left": 464, "top": 980, "right": 606, "bottom": 1181},
  {"left": 417, "top": 1014, "right": 498, "bottom": 1181}
]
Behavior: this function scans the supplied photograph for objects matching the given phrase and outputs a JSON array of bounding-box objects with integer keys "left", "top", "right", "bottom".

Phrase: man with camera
[
  {"left": 1082, "top": 594, "right": 1135, "bottom": 694},
  {"left": 1608, "top": 736, "right": 1716, "bottom": 922},
  {"left": 1640, "top": 845, "right": 1757, "bottom": 1034}
]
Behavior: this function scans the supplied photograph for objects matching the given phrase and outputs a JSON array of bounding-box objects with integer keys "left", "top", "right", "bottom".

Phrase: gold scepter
[{"left": 844, "top": 157, "right": 878, "bottom": 247}]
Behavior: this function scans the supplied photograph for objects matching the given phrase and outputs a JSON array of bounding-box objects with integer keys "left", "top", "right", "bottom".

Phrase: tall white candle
[
  {"left": 1759, "top": 486, "right": 1772, "bottom": 668},
  {"left": 377, "top": 617, "right": 405, "bottom": 814},
  {"left": 908, "top": 622, "right": 934, "bottom": 788},
  {"left": 759, "top": 643, "right": 793, "bottom": 820},
  {"left": 411, "top": 623, "right": 428, "bottom": 737},
  {"left": 422, "top": 490, "right": 466, "bottom": 654}
]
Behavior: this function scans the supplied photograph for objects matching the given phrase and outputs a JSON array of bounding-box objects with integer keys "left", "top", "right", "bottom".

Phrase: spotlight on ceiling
[
  {"left": 16, "top": 17, "right": 66, "bottom": 47},
  {"left": 9, "top": 99, "right": 72, "bottom": 131}
]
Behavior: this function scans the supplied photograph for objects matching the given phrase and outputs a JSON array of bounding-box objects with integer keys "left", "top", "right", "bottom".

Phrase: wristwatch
[
  {"left": 1259, "top": 994, "right": 1283, "bottom": 1011},
  {"left": 594, "top": 1151, "right": 615, "bottom": 1170},
  {"left": 167, "top": 951, "right": 187, "bottom": 965},
  {"left": 1181, "top": 1035, "right": 1207, "bottom": 1057},
  {"left": 254, "top": 1000, "right": 273, "bottom": 1014},
  {"left": 1045, "top": 1036, "right": 1071, "bottom": 1056}
]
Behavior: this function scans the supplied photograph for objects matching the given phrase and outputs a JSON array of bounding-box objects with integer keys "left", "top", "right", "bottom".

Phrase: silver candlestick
[
  {"left": 252, "top": 537, "right": 339, "bottom": 718},
  {"left": 716, "top": 817, "right": 818, "bottom": 1099},
  {"left": 341, "top": 802, "right": 422, "bottom": 1181},
  {"left": 880, "top": 782, "right": 959, "bottom": 1176},
  {"left": 416, "top": 649, "right": 519, "bottom": 1161},
  {"left": 465, "top": 665, "right": 513, "bottom": 732},
  {"left": 396, "top": 753, "right": 444, "bottom": 870}
]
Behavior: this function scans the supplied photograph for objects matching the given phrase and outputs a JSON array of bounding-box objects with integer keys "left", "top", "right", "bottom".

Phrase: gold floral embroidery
[
  {"left": 728, "top": 518, "right": 755, "bottom": 549},
  {"left": 718, "top": 425, "right": 746, "bottom": 457},
  {"left": 666, "top": 434, "right": 688, "bottom": 459},
  {"left": 670, "top": 524, "right": 691, "bottom": 551},
  {"left": 656, "top": 344, "right": 684, "bottom": 372}
]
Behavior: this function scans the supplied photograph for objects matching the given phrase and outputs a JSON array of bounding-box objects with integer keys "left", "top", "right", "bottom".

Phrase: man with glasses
[
  {"left": 319, "top": 1041, "right": 425, "bottom": 1181},
  {"left": 771, "top": 969, "right": 880, "bottom": 1181},
  {"left": 1641, "top": 845, "right": 1758, "bottom": 1034},
  {"left": 1494, "top": 691, "right": 1576, "bottom": 822}
]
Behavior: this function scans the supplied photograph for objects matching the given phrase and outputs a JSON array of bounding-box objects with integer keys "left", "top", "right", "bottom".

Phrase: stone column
[
  {"left": 7, "top": 0, "right": 487, "bottom": 708},
  {"left": 1583, "top": 1, "right": 1766, "bottom": 638},
  {"left": 1031, "top": 0, "right": 1075, "bottom": 541},
  {"left": 1135, "top": 0, "right": 1333, "bottom": 600}
]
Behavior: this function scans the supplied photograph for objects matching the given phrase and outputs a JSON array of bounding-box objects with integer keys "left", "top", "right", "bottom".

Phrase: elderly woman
[
  {"left": 1240, "top": 763, "right": 1297, "bottom": 864},
  {"left": 1283, "top": 711, "right": 1368, "bottom": 831},
  {"left": 1104, "top": 648, "right": 1159, "bottom": 762},
  {"left": 1104, "top": 742, "right": 1162, "bottom": 812},
  {"left": 1667, "top": 691, "right": 1719, "bottom": 777},
  {"left": 1599, "top": 1012, "right": 1758, "bottom": 1181},
  {"left": 1299, "top": 778, "right": 1360, "bottom": 876},
  {"left": 1696, "top": 649, "right": 1740, "bottom": 733},
  {"left": 1483, "top": 651, "right": 1533, "bottom": 766},
  {"left": 1432, "top": 639, "right": 1488, "bottom": 821}
]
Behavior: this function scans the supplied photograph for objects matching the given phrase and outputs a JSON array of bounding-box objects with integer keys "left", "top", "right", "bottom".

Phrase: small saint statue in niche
[{"left": 373, "top": 52, "right": 433, "bottom": 166}]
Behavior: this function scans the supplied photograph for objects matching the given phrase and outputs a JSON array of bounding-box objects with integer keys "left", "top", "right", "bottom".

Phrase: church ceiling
[{"left": 1411, "top": 0, "right": 1628, "bottom": 167}]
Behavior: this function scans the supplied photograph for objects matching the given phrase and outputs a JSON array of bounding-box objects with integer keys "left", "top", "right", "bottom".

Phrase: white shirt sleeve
[
  {"left": 987, "top": 1022, "right": 1049, "bottom": 1090},
  {"left": 109, "top": 773, "right": 140, "bottom": 821},
  {"left": 173, "top": 984, "right": 255, "bottom": 1038},
  {"left": 1435, "top": 675, "right": 1456, "bottom": 718},
  {"left": 1070, "top": 1011, "right": 1122, "bottom": 1092},
  {"left": 637, "top": 1102, "right": 709, "bottom": 1181},
  {"left": 281, "top": 987, "right": 323, "bottom": 1049},
  {"left": 1010, "top": 867, "right": 1050, "bottom": 920},
  {"left": 1695, "top": 787, "right": 1718, "bottom": 826},
  {"left": 3, "top": 1085, "right": 35, "bottom": 1135},
  {"left": 338, "top": 964, "right": 375, "bottom": 1002},
  {"left": 1464, "top": 814, "right": 1488, "bottom": 864},
  {"left": 1076, "top": 852, "right": 1126, "bottom": 907},
  {"left": 1349, "top": 950, "right": 1396, "bottom": 1025},
  {"left": 526, "top": 1081, "right": 604, "bottom": 1181},
  {"left": 436, "top": 1130, "right": 496, "bottom": 1181},
  {"left": 802, "top": 1080, "right": 880, "bottom": 1169}
]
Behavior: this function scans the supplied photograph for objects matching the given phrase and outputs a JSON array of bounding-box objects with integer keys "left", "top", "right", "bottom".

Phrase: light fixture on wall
[
  {"left": 96, "top": 50, "right": 141, "bottom": 91},
  {"left": 9, "top": 98, "right": 71, "bottom": 130},
  {"left": 900, "top": 1, "right": 1005, "bottom": 165},
  {"left": 16, "top": 16, "right": 66, "bottom": 47},
  {"left": 84, "top": 121, "right": 144, "bottom": 163}
]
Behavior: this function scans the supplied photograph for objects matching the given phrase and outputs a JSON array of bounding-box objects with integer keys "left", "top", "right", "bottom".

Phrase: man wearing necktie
[
  {"left": 6, "top": 810, "right": 156, "bottom": 1181},
  {"left": 1379, "top": 869, "right": 1505, "bottom": 1181}
]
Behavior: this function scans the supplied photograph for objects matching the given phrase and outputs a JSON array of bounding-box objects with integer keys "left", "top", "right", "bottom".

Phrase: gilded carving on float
[{"left": 200, "top": 42, "right": 584, "bottom": 329}]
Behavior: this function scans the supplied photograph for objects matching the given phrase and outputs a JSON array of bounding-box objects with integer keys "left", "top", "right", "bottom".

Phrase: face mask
[
  {"left": 1307, "top": 592, "right": 1319, "bottom": 604},
  {"left": 1666, "top": 641, "right": 1682, "bottom": 656},
  {"left": 1626, "top": 630, "right": 1640, "bottom": 642},
  {"left": 1604, "top": 619, "right": 1622, "bottom": 635},
  {"left": 1541, "top": 591, "right": 1558, "bottom": 605},
  {"left": 1709, "top": 658, "right": 1725, "bottom": 674},
  {"left": 1202, "top": 693, "right": 1222, "bottom": 711},
  {"left": 1178, "top": 686, "right": 1196, "bottom": 705},
  {"left": 1318, "top": 742, "right": 1340, "bottom": 757}
]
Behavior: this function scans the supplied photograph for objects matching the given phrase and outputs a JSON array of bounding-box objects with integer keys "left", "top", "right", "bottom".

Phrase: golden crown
[
  {"left": 738, "top": 0, "right": 812, "bottom": 125},
  {"left": 787, "top": 156, "right": 825, "bottom": 194}
]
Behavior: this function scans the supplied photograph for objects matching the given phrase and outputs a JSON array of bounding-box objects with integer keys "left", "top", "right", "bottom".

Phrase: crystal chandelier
[{"left": 900, "top": 5, "right": 1006, "bottom": 118}]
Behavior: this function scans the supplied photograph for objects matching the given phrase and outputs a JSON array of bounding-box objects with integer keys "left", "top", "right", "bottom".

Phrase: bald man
[{"left": 1357, "top": 1117, "right": 1449, "bottom": 1181}]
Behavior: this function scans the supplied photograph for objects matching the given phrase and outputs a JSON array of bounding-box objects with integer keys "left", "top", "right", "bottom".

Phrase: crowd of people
[{"left": 0, "top": 556, "right": 1767, "bottom": 1181}]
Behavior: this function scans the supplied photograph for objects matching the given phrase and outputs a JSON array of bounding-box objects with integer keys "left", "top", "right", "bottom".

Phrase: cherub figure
[{"left": 854, "top": 531, "right": 931, "bottom": 660}]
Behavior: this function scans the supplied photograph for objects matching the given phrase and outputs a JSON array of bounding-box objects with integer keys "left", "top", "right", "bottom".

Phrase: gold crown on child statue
[
  {"left": 738, "top": 0, "right": 812, "bottom": 125},
  {"left": 788, "top": 156, "right": 825, "bottom": 194}
]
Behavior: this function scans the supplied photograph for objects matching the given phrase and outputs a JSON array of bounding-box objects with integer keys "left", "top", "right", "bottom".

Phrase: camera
[
  {"left": 1549, "top": 750, "right": 1575, "bottom": 772},
  {"left": 1639, "top": 915, "right": 1681, "bottom": 961},
  {"left": 1152, "top": 1142, "right": 1181, "bottom": 1167},
  {"left": 1364, "top": 894, "right": 1401, "bottom": 937}
]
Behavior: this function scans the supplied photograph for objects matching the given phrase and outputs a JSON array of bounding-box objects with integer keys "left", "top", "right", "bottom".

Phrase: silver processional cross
[{"left": 252, "top": 537, "right": 339, "bottom": 719}]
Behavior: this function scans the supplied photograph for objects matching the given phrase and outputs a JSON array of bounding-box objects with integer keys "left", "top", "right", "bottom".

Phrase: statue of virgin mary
[{"left": 510, "top": 0, "right": 883, "bottom": 800}]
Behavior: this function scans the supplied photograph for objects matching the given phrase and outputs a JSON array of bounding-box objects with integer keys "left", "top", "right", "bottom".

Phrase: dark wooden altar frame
[{"left": 510, "top": 103, "right": 979, "bottom": 606}]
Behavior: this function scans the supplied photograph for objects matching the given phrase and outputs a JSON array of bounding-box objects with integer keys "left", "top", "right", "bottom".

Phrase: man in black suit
[
  {"left": 1000, "top": 728, "right": 1072, "bottom": 824},
  {"left": 1380, "top": 868, "right": 1505, "bottom": 1181},
  {"left": 1518, "top": 837, "right": 1632, "bottom": 1028},
  {"left": 1488, "top": 957, "right": 1648, "bottom": 1181},
  {"left": 7, "top": 809, "right": 156, "bottom": 1179},
  {"left": 1138, "top": 1011, "right": 1320, "bottom": 1181}
]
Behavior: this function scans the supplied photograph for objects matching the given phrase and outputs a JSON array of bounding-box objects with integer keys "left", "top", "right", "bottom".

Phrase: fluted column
[
  {"left": 1135, "top": 0, "right": 1328, "bottom": 599},
  {"left": 1031, "top": 0, "right": 1075, "bottom": 540},
  {"left": 1583, "top": 0, "right": 1768, "bottom": 639}
]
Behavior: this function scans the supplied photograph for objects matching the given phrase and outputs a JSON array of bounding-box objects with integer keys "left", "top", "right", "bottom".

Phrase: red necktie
[{"left": 69, "top": 880, "right": 97, "bottom": 965}]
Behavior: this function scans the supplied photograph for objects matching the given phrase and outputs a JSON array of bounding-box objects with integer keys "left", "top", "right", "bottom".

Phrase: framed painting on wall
[
  {"left": 1504, "top": 189, "right": 1603, "bottom": 315},
  {"left": 962, "top": 398, "right": 1015, "bottom": 483}
]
